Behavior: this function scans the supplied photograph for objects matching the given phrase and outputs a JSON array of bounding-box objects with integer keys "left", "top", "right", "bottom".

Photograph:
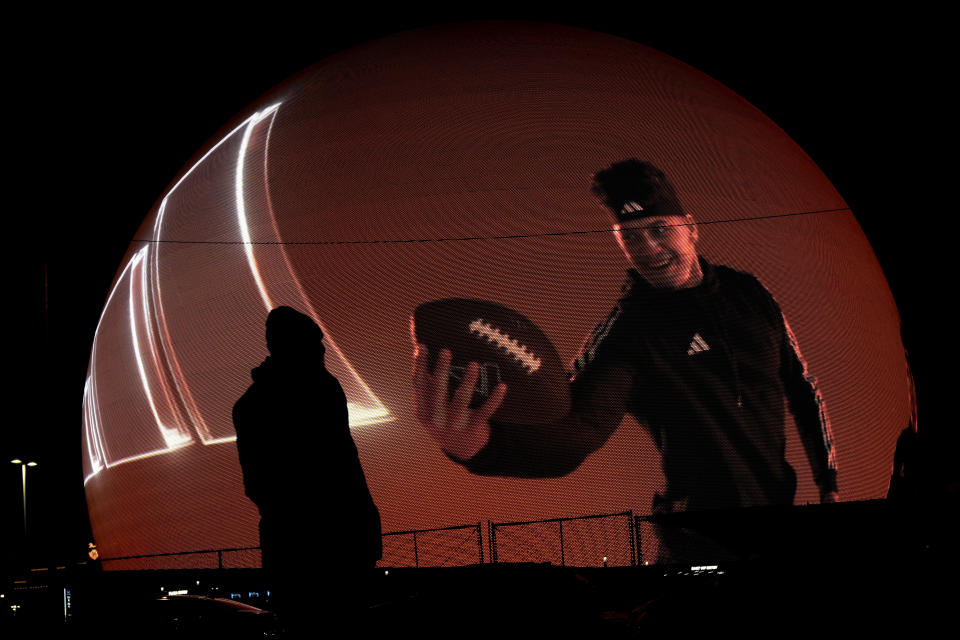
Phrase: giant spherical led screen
[{"left": 82, "top": 23, "right": 909, "bottom": 569}]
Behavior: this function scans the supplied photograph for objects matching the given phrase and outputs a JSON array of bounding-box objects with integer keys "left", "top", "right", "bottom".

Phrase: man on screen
[{"left": 413, "top": 159, "right": 838, "bottom": 560}]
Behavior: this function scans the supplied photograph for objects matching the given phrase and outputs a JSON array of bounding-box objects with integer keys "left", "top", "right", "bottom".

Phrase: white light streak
[
  {"left": 144, "top": 104, "right": 283, "bottom": 443},
  {"left": 256, "top": 106, "right": 393, "bottom": 429},
  {"left": 91, "top": 248, "right": 148, "bottom": 352},
  {"left": 138, "top": 244, "right": 191, "bottom": 448},
  {"left": 348, "top": 403, "right": 393, "bottom": 427},
  {"left": 86, "top": 108, "right": 284, "bottom": 482},
  {"left": 147, "top": 239, "right": 214, "bottom": 442},
  {"left": 84, "top": 443, "right": 193, "bottom": 486},
  {"left": 83, "top": 377, "right": 107, "bottom": 478},
  {"left": 128, "top": 249, "right": 191, "bottom": 449},
  {"left": 236, "top": 111, "right": 274, "bottom": 311},
  {"left": 82, "top": 98, "right": 397, "bottom": 485},
  {"left": 163, "top": 103, "right": 281, "bottom": 206}
]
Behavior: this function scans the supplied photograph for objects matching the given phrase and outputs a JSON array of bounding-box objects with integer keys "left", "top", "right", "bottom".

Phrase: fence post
[
  {"left": 634, "top": 515, "right": 643, "bottom": 566},
  {"left": 559, "top": 520, "right": 565, "bottom": 566},
  {"left": 413, "top": 531, "right": 419, "bottom": 568},
  {"left": 477, "top": 522, "right": 484, "bottom": 564},
  {"left": 218, "top": 550, "right": 223, "bottom": 570},
  {"left": 627, "top": 511, "right": 636, "bottom": 566}
]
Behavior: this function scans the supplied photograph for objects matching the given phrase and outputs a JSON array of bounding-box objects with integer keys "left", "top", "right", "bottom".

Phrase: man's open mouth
[{"left": 643, "top": 254, "right": 673, "bottom": 270}]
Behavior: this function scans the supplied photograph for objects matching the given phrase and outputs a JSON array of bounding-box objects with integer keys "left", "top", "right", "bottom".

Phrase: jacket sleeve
[
  {"left": 232, "top": 395, "right": 265, "bottom": 508},
  {"left": 779, "top": 311, "right": 839, "bottom": 495},
  {"left": 456, "top": 304, "right": 635, "bottom": 478}
]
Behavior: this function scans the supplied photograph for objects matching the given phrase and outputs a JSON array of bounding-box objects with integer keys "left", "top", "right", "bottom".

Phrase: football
[{"left": 413, "top": 298, "right": 570, "bottom": 425}]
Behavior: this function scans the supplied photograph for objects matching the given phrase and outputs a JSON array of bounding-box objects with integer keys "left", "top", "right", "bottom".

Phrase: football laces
[{"left": 469, "top": 319, "right": 542, "bottom": 374}]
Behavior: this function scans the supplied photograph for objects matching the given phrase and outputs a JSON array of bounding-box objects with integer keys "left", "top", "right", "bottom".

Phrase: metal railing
[
  {"left": 98, "top": 523, "right": 485, "bottom": 570},
  {"left": 489, "top": 511, "right": 635, "bottom": 567},
  {"left": 99, "top": 546, "right": 261, "bottom": 571},
  {"left": 95, "top": 506, "right": 854, "bottom": 570},
  {"left": 97, "top": 512, "right": 640, "bottom": 569},
  {"left": 379, "top": 522, "right": 484, "bottom": 568}
]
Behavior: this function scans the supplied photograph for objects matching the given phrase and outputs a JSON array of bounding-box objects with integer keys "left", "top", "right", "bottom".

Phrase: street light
[{"left": 10, "top": 459, "right": 38, "bottom": 536}]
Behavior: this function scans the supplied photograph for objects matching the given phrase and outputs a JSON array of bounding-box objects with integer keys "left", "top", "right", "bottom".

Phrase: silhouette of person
[
  {"left": 233, "top": 306, "right": 381, "bottom": 633},
  {"left": 888, "top": 344, "right": 919, "bottom": 501}
]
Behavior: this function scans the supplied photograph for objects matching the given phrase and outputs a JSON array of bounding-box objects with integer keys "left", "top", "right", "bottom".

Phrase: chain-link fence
[
  {"left": 100, "top": 525, "right": 484, "bottom": 570},
  {"left": 489, "top": 512, "right": 635, "bottom": 567},
  {"left": 99, "top": 546, "right": 261, "bottom": 570},
  {"left": 98, "top": 513, "right": 647, "bottom": 569},
  {"left": 379, "top": 523, "right": 484, "bottom": 567}
]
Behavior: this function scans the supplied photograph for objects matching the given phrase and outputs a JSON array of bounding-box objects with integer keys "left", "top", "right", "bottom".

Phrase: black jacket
[
  {"left": 461, "top": 259, "right": 837, "bottom": 511},
  {"left": 233, "top": 355, "right": 382, "bottom": 562}
]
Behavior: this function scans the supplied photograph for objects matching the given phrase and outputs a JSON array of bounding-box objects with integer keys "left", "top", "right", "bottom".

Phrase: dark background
[{"left": 4, "top": 10, "right": 939, "bottom": 570}]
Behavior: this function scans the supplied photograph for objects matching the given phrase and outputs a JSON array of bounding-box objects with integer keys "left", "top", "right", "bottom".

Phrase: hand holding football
[
  {"left": 412, "top": 299, "right": 571, "bottom": 427},
  {"left": 412, "top": 345, "right": 505, "bottom": 461}
]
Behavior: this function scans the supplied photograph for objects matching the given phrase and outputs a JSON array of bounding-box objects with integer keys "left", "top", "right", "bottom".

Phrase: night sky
[{"left": 4, "top": 10, "right": 938, "bottom": 570}]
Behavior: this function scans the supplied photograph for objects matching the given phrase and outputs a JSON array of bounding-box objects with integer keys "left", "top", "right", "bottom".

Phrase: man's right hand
[{"left": 412, "top": 344, "right": 507, "bottom": 462}]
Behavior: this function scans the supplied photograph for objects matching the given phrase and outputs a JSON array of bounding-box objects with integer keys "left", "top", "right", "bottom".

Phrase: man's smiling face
[{"left": 614, "top": 214, "right": 702, "bottom": 289}]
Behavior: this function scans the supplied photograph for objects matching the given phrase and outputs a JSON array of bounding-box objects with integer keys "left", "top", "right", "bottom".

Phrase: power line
[{"left": 132, "top": 207, "right": 850, "bottom": 247}]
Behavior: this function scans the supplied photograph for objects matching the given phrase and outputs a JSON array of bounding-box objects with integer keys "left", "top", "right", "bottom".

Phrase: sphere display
[{"left": 82, "top": 22, "right": 908, "bottom": 568}]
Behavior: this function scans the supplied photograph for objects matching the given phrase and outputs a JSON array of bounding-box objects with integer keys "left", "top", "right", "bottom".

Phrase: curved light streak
[
  {"left": 149, "top": 104, "right": 283, "bottom": 442},
  {"left": 148, "top": 199, "right": 214, "bottom": 442},
  {"left": 129, "top": 248, "right": 192, "bottom": 449},
  {"left": 236, "top": 109, "right": 276, "bottom": 311},
  {"left": 145, "top": 104, "right": 281, "bottom": 444},
  {"left": 82, "top": 377, "right": 107, "bottom": 481},
  {"left": 84, "top": 99, "right": 396, "bottom": 486},
  {"left": 85, "top": 253, "right": 140, "bottom": 484},
  {"left": 85, "top": 108, "right": 287, "bottom": 483},
  {"left": 258, "top": 107, "right": 393, "bottom": 429}
]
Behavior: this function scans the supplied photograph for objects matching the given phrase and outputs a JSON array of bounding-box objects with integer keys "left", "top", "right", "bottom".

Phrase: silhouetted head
[{"left": 265, "top": 306, "right": 325, "bottom": 358}]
